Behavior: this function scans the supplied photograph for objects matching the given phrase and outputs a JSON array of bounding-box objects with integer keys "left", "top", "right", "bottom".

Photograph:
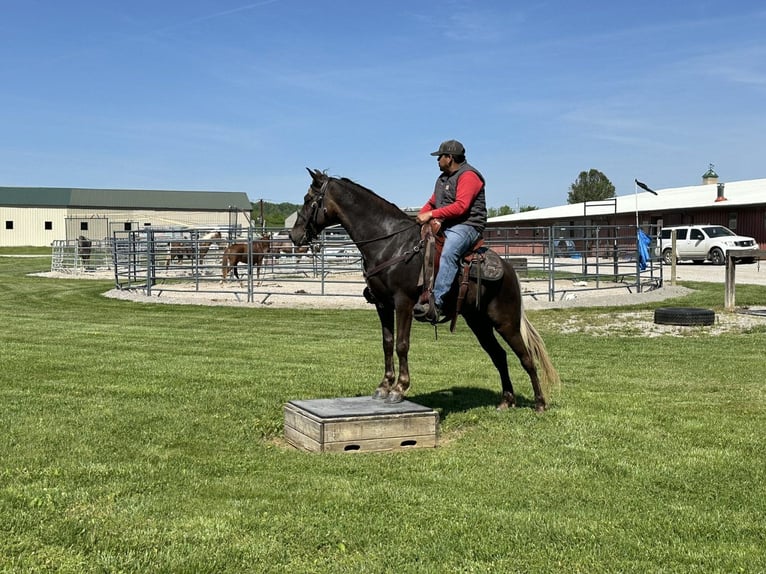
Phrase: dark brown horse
[
  {"left": 77, "top": 236, "right": 92, "bottom": 269},
  {"left": 267, "top": 235, "right": 315, "bottom": 264},
  {"left": 165, "top": 231, "right": 222, "bottom": 269},
  {"left": 220, "top": 235, "right": 270, "bottom": 284},
  {"left": 290, "top": 169, "right": 559, "bottom": 411}
]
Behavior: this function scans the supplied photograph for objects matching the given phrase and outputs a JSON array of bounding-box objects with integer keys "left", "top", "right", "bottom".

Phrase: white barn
[{"left": 0, "top": 186, "right": 253, "bottom": 247}]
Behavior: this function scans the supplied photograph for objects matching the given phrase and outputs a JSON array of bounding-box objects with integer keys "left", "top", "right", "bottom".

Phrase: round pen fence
[
  {"left": 486, "top": 224, "right": 664, "bottom": 302},
  {"left": 110, "top": 226, "right": 367, "bottom": 303},
  {"left": 52, "top": 224, "right": 663, "bottom": 303}
]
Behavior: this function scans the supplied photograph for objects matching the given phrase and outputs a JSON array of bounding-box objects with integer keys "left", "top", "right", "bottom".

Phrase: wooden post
[
  {"left": 725, "top": 249, "right": 766, "bottom": 312},
  {"left": 725, "top": 253, "right": 737, "bottom": 311},
  {"left": 670, "top": 229, "right": 677, "bottom": 286}
]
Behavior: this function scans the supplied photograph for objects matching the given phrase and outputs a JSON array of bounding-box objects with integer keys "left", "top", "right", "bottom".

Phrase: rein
[
  {"left": 355, "top": 222, "right": 419, "bottom": 247},
  {"left": 363, "top": 235, "right": 424, "bottom": 278}
]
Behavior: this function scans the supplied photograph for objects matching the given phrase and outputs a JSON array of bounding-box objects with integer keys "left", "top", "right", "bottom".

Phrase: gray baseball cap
[{"left": 430, "top": 139, "right": 465, "bottom": 156}]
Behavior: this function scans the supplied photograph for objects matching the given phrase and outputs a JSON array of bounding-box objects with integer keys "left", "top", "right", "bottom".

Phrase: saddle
[{"left": 419, "top": 219, "right": 504, "bottom": 332}]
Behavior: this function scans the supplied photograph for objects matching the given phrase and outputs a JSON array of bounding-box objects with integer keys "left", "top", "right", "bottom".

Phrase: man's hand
[{"left": 416, "top": 211, "right": 433, "bottom": 224}]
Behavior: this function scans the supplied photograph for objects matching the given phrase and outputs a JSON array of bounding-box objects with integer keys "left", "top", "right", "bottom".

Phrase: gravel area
[{"left": 32, "top": 260, "right": 766, "bottom": 335}]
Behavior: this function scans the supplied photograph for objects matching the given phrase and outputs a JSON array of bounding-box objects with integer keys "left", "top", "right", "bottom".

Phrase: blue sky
[{"left": 2, "top": 1, "right": 765, "bottom": 209}]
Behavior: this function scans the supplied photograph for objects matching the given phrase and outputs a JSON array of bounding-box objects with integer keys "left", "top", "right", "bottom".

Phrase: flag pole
[{"left": 633, "top": 179, "right": 659, "bottom": 230}]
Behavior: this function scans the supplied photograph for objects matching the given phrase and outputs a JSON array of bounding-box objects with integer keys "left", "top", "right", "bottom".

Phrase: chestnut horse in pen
[
  {"left": 220, "top": 235, "right": 271, "bottom": 284},
  {"left": 290, "top": 169, "right": 559, "bottom": 411}
]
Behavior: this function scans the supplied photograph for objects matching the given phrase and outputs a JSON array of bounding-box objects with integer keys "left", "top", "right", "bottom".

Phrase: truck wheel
[{"left": 709, "top": 247, "right": 725, "bottom": 265}]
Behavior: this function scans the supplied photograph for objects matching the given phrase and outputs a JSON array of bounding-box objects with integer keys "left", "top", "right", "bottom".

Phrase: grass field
[{"left": 1, "top": 254, "right": 765, "bottom": 573}]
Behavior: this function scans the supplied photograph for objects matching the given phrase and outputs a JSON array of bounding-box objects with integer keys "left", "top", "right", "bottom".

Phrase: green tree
[
  {"left": 487, "top": 205, "right": 515, "bottom": 218},
  {"left": 251, "top": 201, "right": 302, "bottom": 229},
  {"left": 567, "top": 169, "right": 615, "bottom": 204},
  {"left": 519, "top": 205, "right": 538, "bottom": 212}
]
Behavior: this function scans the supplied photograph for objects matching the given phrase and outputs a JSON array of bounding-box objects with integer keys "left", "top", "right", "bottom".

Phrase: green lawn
[{"left": 1, "top": 255, "right": 764, "bottom": 573}]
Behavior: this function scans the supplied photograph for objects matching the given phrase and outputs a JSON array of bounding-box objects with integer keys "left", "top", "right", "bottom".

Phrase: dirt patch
[
  {"left": 32, "top": 269, "right": 766, "bottom": 335},
  {"left": 553, "top": 309, "right": 766, "bottom": 337}
]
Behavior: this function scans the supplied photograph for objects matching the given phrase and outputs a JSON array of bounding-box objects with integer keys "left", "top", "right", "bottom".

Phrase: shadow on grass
[{"left": 411, "top": 386, "right": 537, "bottom": 420}]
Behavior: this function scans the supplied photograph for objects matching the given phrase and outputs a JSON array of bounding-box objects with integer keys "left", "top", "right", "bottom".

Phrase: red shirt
[{"left": 419, "top": 170, "right": 484, "bottom": 221}]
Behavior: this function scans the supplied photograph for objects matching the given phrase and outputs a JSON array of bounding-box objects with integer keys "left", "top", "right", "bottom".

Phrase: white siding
[
  {"left": 1, "top": 206, "right": 67, "bottom": 246},
  {"left": 1, "top": 207, "right": 246, "bottom": 246}
]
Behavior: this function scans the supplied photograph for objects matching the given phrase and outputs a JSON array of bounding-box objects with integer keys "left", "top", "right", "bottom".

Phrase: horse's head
[
  {"left": 201, "top": 231, "right": 222, "bottom": 242},
  {"left": 290, "top": 168, "right": 336, "bottom": 246}
]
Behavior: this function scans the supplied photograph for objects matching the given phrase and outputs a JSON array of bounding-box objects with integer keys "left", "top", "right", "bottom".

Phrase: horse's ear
[
  {"left": 306, "top": 168, "right": 325, "bottom": 184},
  {"left": 306, "top": 167, "right": 321, "bottom": 182}
]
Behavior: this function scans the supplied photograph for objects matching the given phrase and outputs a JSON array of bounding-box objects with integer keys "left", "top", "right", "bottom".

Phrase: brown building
[{"left": 488, "top": 171, "right": 766, "bottom": 250}]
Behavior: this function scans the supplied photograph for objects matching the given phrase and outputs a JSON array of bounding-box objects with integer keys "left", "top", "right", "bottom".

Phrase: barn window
[
  {"left": 728, "top": 212, "right": 737, "bottom": 231},
  {"left": 5, "top": 221, "right": 12, "bottom": 230},
  {"left": 80, "top": 222, "right": 89, "bottom": 231},
  {"left": 124, "top": 222, "right": 133, "bottom": 231},
  {"left": 44, "top": 221, "right": 53, "bottom": 230}
]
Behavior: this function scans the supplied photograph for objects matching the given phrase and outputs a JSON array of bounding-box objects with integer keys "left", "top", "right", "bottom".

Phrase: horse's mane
[{"left": 336, "top": 176, "right": 410, "bottom": 219}]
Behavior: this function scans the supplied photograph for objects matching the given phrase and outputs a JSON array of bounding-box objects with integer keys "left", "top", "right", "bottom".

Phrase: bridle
[{"left": 295, "top": 178, "right": 331, "bottom": 243}]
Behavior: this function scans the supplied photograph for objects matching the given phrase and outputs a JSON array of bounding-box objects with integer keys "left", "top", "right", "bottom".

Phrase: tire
[
  {"left": 709, "top": 247, "right": 725, "bottom": 265},
  {"left": 654, "top": 307, "right": 715, "bottom": 326},
  {"left": 662, "top": 249, "right": 673, "bottom": 265}
]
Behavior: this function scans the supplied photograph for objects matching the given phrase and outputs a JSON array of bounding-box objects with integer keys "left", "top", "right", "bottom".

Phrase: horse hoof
[
  {"left": 496, "top": 402, "right": 516, "bottom": 411},
  {"left": 385, "top": 391, "right": 404, "bottom": 404},
  {"left": 372, "top": 388, "right": 389, "bottom": 400}
]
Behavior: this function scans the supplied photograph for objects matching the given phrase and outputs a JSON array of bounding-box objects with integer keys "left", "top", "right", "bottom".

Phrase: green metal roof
[{"left": 0, "top": 186, "right": 252, "bottom": 211}]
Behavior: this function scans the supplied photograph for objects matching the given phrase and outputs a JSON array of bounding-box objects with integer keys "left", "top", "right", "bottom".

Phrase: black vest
[{"left": 433, "top": 162, "right": 487, "bottom": 232}]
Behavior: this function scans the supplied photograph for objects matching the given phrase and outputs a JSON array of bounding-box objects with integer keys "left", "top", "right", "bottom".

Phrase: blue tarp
[{"left": 637, "top": 229, "right": 651, "bottom": 271}]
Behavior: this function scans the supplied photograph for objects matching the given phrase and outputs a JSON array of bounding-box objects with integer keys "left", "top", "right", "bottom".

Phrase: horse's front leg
[
  {"left": 372, "top": 304, "right": 396, "bottom": 400},
  {"left": 385, "top": 305, "right": 413, "bottom": 404}
]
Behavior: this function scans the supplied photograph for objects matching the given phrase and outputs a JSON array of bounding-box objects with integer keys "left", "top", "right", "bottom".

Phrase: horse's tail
[
  {"left": 198, "top": 242, "right": 211, "bottom": 262},
  {"left": 221, "top": 251, "right": 231, "bottom": 280},
  {"left": 508, "top": 266, "right": 560, "bottom": 398},
  {"left": 520, "top": 312, "right": 560, "bottom": 400}
]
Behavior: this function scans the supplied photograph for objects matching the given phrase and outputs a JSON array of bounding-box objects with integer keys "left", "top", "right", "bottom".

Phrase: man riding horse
[{"left": 414, "top": 139, "right": 487, "bottom": 324}]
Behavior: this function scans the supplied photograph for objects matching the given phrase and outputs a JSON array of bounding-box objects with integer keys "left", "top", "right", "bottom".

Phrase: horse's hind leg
[
  {"left": 463, "top": 313, "right": 516, "bottom": 410},
  {"left": 495, "top": 322, "right": 546, "bottom": 412}
]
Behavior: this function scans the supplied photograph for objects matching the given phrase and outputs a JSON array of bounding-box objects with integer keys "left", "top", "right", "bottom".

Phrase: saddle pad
[{"left": 468, "top": 248, "right": 504, "bottom": 281}]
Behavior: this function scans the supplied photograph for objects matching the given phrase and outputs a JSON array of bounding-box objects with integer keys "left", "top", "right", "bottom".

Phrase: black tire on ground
[{"left": 653, "top": 307, "right": 716, "bottom": 326}]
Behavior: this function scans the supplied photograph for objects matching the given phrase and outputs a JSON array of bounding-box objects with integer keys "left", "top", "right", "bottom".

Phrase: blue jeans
[{"left": 433, "top": 224, "right": 480, "bottom": 308}]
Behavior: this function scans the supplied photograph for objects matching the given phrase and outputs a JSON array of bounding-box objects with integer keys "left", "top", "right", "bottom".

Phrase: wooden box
[{"left": 284, "top": 396, "right": 439, "bottom": 453}]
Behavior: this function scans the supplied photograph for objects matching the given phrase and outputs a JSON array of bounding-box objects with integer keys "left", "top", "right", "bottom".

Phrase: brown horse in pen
[
  {"left": 220, "top": 235, "right": 271, "bottom": 284},
  {"left": 290, "top": 169, "right": 559, "bottom": 411},
  {"left": 164, "top": 231, "right": 222, "bottom": 269}
]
